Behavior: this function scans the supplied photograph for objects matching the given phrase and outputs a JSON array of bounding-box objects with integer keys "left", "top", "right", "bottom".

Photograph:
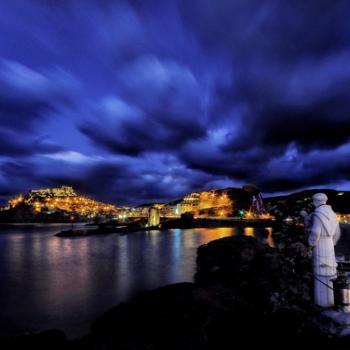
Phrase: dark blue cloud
[
  {"left": 0, "top": 60, "right": 79, "bottom": 131},
  {"left": 0, "top": 0, "right": 350, "bottom": 204},
  {"left": 80, "top": 55, "right": 207, "bottom": 155},
  {"left": 0, "top": 129, "right": 61, "bottom": 157}
]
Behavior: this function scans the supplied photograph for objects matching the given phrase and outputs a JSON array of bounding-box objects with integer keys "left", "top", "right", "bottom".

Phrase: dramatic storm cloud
[{"left": 0, "top": 0, "right": 350, "bottom": 205}]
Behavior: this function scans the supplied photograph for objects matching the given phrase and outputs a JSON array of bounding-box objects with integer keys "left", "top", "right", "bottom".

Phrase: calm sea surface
[{"left": 0, "top": 224, "right": 348, "bottom": 339}]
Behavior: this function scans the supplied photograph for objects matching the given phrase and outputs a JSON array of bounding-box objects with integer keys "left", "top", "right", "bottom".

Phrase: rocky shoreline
[{"left": 2, "top": 222, "right": 350, "bottom": 349}]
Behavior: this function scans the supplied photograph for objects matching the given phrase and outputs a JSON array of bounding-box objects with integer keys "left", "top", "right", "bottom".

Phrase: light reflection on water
[
  {"left": 0, "top": 224, "right": 273, "bottom": 338},
  {"left": 244, "top": 227, "right": 254, "bottom": 237}
]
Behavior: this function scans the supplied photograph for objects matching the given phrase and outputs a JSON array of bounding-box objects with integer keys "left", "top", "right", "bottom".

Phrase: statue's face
[{"left": 313, "top": 199, "right": 326, "bottom": 207}]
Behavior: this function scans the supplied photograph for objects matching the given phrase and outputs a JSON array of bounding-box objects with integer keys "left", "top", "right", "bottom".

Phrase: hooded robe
[
  {"left": 309, "top": 204, "right": 341, "bottom": 276},
  {"left": 308, "top": 204, "right": 341, "bottom": 307}
]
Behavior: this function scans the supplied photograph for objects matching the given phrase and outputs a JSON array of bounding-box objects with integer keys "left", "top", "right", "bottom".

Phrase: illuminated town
[
  {"left": 337, "top": 214, "right": 350, "bottom": 224},
  {"left": 4, "top": 186, "right": 119, "bottom": 220},
  {"left": 2, "top": 186, "right": 350, "bottom": 225},
  {"left": 2, "top": 185, "right": 273, "bottom": 223},
  {"left": 130, "top": 190, "right": 234, "bottom": 219},
  {"left": 127, "top": 188, "right": 269, "bottom": 220}
]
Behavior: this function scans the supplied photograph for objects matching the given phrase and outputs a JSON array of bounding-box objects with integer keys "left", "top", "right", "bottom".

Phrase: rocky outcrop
[
  {"left": 195, "top": 228, "right": 314, "bottom": 309},
  {"left": 0, "top": 329, "right": 66, "bottom": 350},
  {"left": 68, "top": 230, "right": 330, "bottom": 349}
]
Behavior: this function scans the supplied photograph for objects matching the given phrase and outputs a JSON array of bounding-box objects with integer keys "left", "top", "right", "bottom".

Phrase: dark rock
[
  {"left": 0, "top": 329, "right": 66, "bottom": 350},
  {"left": 69, "top": 231, "right": 326, "bottom": 349},
  {"left": 77, "top": 281, "right": 284, "bottom": 349},
  {"left": 195, "top": 235, "right": 281, "bottom": 306}
]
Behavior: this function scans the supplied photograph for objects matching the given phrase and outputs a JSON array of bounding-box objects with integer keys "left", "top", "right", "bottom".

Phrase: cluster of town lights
[
  {"left": 5, "top": 186, "right": 275, "bottom": 220},
  {"left": 8, "top": 190, "right": 118, "bottom": 218}
]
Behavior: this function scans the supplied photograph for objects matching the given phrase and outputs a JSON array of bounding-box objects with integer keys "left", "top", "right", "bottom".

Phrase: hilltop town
[{"left": 1, "top": 185, "right": 350, "bottom": 224}]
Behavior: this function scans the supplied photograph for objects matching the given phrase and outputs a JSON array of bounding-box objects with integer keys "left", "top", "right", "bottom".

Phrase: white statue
[{"left": 300, "top": 193, "right": 341, "bottom": 307}]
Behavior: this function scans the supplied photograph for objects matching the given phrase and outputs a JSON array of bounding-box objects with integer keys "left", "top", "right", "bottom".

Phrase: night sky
[{"left": 1, "top": 0, "right": 350, "bottom": 205}]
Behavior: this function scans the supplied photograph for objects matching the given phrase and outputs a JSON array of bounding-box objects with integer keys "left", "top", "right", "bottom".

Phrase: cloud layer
[{"left": 0, "top": 0, "right": 350, "bottom": 205}]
